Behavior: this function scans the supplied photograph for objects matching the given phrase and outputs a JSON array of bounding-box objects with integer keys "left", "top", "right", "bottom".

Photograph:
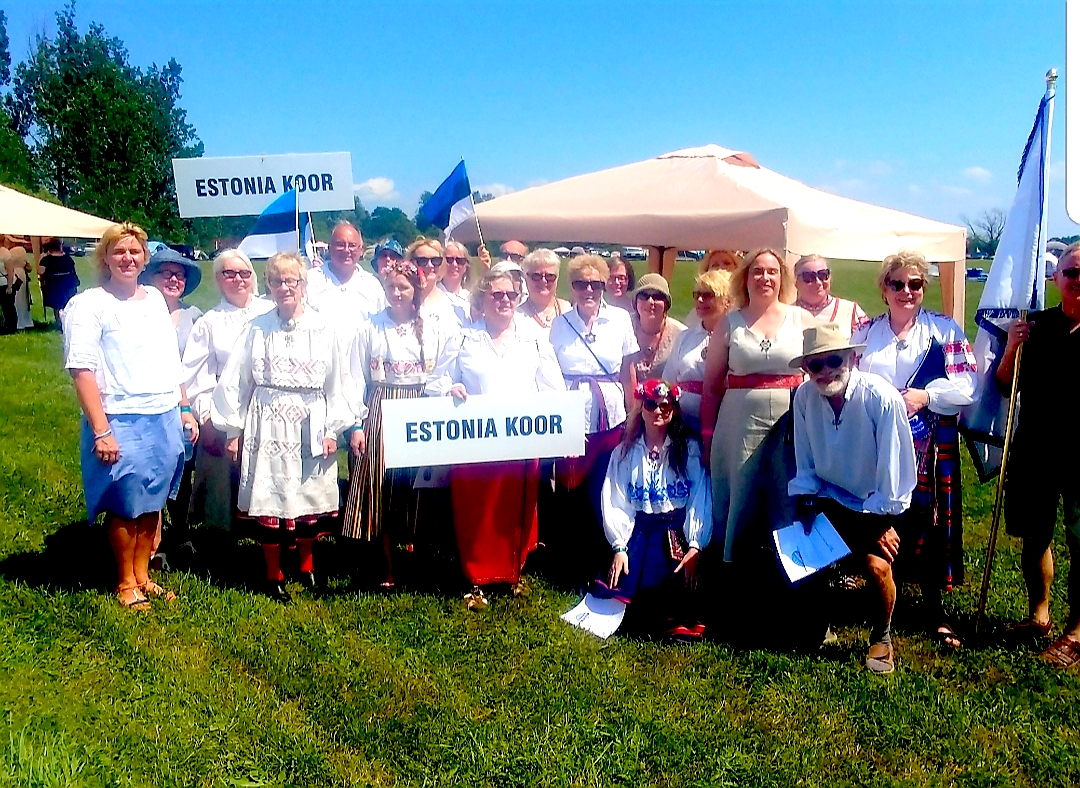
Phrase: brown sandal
[
  {"left": 140, "top": 581, "right": 177, "bottom": 602},
  {"left": 116, "top": 586, "right": 151, "bottom": 611},
  {"left": 1040, "top": 635, "right": 1080, "bottom": 668},
  {"left": 1007, "top": 617, "right": 1054, "bottom": 644}
]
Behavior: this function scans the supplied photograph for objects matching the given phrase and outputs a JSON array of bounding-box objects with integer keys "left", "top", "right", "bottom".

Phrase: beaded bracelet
[
  {"left": 613, "top": 546, "right": 628, "bottom": 554},
  {"left": 93, "top": 429, "right": 113, "bottom": 441}
]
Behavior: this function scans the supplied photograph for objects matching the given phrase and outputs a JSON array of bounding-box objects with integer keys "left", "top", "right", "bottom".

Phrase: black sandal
[{"left": 934, "top": 622, "right": 963, "bottom": 649}]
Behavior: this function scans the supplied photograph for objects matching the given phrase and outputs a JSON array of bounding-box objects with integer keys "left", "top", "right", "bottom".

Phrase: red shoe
[{"left": 666, "top": 624, "right": 703, "bottom": 642}]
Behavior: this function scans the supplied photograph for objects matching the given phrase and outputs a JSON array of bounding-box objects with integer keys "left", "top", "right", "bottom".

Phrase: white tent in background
[
  {"left": 0, "top": 184, "right": 113, "bottom": 238},
  {"left": 458, "top": 145, "right": 969, "bottom": 323}
]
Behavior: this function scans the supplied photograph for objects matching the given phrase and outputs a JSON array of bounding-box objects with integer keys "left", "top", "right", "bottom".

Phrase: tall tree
[
  {"left": 0, "top": 10, "right": 35, "bottom": 190},
  {"left": 5, "top": 3, "right": 202, "bottom": 239}
]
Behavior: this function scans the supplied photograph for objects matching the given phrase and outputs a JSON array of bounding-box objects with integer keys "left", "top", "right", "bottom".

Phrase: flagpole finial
[{"left": 1047, "top": 68, "right": 1058, "bottom": 88}]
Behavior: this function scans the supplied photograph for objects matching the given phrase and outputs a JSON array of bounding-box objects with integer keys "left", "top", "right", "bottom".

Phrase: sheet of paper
[
  {"left": 772, "top": 512, "right": 852, "bottom": 584},
  {"left": 561, "top": 593, "right": 626, "bottom": 639}
]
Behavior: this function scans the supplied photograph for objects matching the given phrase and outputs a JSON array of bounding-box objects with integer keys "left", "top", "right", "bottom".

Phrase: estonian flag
[
  {"left": 420, "top": 160, "right": 475, "bottom": 241},
  {"left": 238, "top": 189, "right": 299, "bottom": 260},
  {"left": 961, "top": 78, "right": 1054, "bottom": 482}
]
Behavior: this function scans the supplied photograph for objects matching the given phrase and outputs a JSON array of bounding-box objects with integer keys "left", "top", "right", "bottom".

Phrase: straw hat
[{"left": 789, "top": 323, "right": 866, "bottom": 369}]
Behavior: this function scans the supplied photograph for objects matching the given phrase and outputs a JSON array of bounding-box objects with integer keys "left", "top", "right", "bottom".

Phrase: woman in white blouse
[
  {"left": 853, "top": 250, "right": 977, "bottom": 648},
  {"left": 663, "top": 270, "right": 731, "bottom": 434},
  {"left": 428, "top": 268, "right": 566, "bottom": 609},
  {"left": 181, "top": 249, "right": 272, "bottom": 532},
  {"left": 437, "top": 240, "right": 473, "bottom": 316},
  {"left": 407, "top": 237, "right": 464, "bottom": 327},
  {"left": 63, "top": 222, "right": 200, "bottom": 610},
  {"left": 596, "top": 378, "right": 711, "bottom": 639},
  {"left": 212, "top": 252, "right": 352, "bottom": 603},
  {"left": 518, "top": 248, "right": 571, "bottom": 337},
  {"left": 548, "top": 254, "right": 638, "bottom": 584},
  {"left": 341, "top": 258, "right": 456, "bottom": 590}
]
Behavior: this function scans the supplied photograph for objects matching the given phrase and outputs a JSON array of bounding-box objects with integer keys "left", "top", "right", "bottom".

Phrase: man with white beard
[{"left": 787, "top": 323, "right": 917, "bottom": 675}]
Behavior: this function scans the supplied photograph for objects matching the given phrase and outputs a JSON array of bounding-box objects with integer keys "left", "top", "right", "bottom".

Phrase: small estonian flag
[
  {"left": 421, "top": 160, "right": 475, "bottom": 241},
  {"left": 238, "top": 188, "right": 299, "bottom": 260}
]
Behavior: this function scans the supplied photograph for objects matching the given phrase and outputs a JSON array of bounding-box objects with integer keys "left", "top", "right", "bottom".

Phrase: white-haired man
[
  {"left": 787, "top": 323, "right": 917, "bottom": 674},
  {"left": 307, "top": 221, "right": 386, "bottom": 329}
]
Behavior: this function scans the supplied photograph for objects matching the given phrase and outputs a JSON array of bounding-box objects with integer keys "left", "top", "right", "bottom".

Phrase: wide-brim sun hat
[
  {"left": 631, "top": 273, "right": 671, "bottom": 302},
  {"left": 789, "top": 323, "right": 867, "bottom": 369},
  {"left": 140, "top": 247, "right": 202, "bottom": 297}
]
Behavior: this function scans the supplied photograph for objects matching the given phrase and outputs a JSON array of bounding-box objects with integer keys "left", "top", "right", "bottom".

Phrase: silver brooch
[{"left": 759, "top": 338, "right": 772, "bottom": 357}]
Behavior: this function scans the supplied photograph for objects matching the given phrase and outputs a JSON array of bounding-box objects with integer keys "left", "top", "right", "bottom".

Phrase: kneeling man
[{"left": 787, "top": 324, "right": 917, "bottom": 674}]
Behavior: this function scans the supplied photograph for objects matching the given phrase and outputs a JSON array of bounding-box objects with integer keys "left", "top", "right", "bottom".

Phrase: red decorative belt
[
  {"left": 679, "top": 380, "right": 704, "bottom": 395},
  {"left": 726, "top": 373, "right": 804, "bottom": 390}
]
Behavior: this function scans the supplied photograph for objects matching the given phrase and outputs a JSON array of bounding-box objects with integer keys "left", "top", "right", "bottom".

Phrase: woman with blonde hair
[
  {"left": 63, "top": 222, "right": 200, "bottom": 609},
  {"left": 406, "top": 236, "right": 463, "bottom": 327},
  {"left": 438, "top": 240, "right": 473, "bottom": 315},
  {"left": 664, "top": 269, "right": 732, "bottom": 433},
  {"left": 212, "top": 252, "right": 352, "bottom": 602},
  {"left": 700, "top": 247, "right": 812, "bottom": 561},
  {"left": 519, "top": 248, "right": 571, "bottom": 336},
  {"left": 853, "top": 249, "right": 977, "bottom": 648}
]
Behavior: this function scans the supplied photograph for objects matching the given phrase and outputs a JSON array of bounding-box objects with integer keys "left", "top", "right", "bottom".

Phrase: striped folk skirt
[
  {"left": 906, "top": 414, "right": 964, "bottom": 591},
  {"left": 341, "top": 384, "right": 424, "bottom": 543}
]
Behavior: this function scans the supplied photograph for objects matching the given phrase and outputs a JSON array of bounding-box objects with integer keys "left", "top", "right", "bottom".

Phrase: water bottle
[{"left": 183, "top": 422, "right": 196, "bottom": 462}]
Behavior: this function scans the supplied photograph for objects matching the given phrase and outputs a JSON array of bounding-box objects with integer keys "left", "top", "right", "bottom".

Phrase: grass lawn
[{"left": 0, "top": 260, "right": 1075, "bottom": 787}]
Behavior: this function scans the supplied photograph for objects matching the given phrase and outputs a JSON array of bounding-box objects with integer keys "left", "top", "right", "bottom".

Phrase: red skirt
[{"left": 451, "top": 459, "right": 541, "bottom": 586}]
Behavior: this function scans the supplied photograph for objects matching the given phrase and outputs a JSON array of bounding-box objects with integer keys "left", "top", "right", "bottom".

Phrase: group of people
[
  {"left": 0, "top": 238, "right": 79, "bottom": 333},
  {"left": 59, "top": 218, "right": 1080, "bottom": 674}
]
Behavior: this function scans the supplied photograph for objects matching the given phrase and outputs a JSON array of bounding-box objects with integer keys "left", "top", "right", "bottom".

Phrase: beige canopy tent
[{"left": 459, "top": 145, "right": 969, "bottom": 323}]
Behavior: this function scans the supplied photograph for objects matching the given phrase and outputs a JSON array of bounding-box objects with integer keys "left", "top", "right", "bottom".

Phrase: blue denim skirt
[{"left": 80, "top": 409, "right": 185, "bottom": 522}]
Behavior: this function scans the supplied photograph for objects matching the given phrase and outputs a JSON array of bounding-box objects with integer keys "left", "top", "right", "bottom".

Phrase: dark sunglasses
[
  {"left": 220, "top": 269, "right": 253, "bottom": 280},
  {"left": 572, "top": 280, "right": 606, "bottom": 292},
  {"left": 693, "top": 290, "right": 716, "bottom": 300},
  {"left": 444, "top": 256, "right": 469, "bottom": 266},
  {"left": 886, "top": 278, "right": 924, "bottom": 292},
  {"left": 636, "top": 292, "right": 668, "bottom": 303},
  {"left": 529, "top": 272, "right": 558, "bottom": 284},
  {"left": 155, "top": 270, "right": 187, "bottom": 282},
  {"left": 799, "top": 269, "right": 831, "bottom": 283},
  {"left": 414, "top": 256, "right": 443, "bottom": 268},
  {"left": 1060, "top": 267, "right": 1080, "bottom": 280},
  {"left": 806, "top": 354, "right": 847, "bottom": 374},
  {"left": 489, "top": 290, "right": 518, "bottom": 303},
  {"left": 505, "top": 253, "right": 525, "bottom": 263},
  {"left": 643, "top": 398, "right": 673, "bottom": 413}
]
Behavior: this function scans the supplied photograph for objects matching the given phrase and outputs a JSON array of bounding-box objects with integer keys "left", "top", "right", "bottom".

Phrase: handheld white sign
[
  {"left": 172, "top": 152, "right": 354, "bottom": 217},
  {"left": 380, "top": 392, "right": 586, "bottom": 469}
]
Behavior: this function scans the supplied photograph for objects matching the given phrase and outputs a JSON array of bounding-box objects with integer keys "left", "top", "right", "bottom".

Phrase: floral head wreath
[
  {"left": 634, "top": 378, "right": 680, "bottom": 404},
  {"left": 384, "top": 258, "right": 419, "bottom": 279}
]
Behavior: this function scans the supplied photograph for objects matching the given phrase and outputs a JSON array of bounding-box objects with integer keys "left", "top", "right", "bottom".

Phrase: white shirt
[
  {"left": 853, "top": 310, "right": 977, "bottom": 416},
  {"left": 601, "top": 437, "right": 712, "bottom": 550},
  {"left": 548, "top": 303, "right": 639, "bottom": 433},
  {"left": 662, "top": 323, "right": 710, "bottom": 423},
  {"left": 63, "top": 286, "right": 182, "bottom": 415},
  {"left": 438, "top": 281, "right": 471, "bottom": 316},
  {"left": 788, "top": 369, "right": 917, "bottom": 515},
  {"left": 182, "top": 296, "right": 275, "bottom": 422},
  {"left": 426, "top": 323, "right": 566, "bottom": 397},
  {"left": 345, "top": 309, "right": 456, "bottom": 425},
  {"left": 797, "top": 296, "right": 869, "bottom": 338},
  {"left": 173, "top": 304, "right": 204, "bottom": 356},
  {"left": 307, "top": 263, "right": 386, "bottom": 331}
]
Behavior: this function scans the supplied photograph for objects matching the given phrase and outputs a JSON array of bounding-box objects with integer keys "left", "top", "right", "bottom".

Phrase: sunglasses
[
  {"left": 444, "top": 256, "right": 469, "bottom": 266},
  {"left": 528, "top": 272, "right": 558, "bottom": 284},
  {"left": 572, "top": 280, "right": 606, "bottom": 292},
  {"left": 799, "top": 269, "right": 831, "bottom": 283},
  {"left": 886, "top": 278, "right": 924, "bottom": 292},
  {"left": 693, "top": 290, "right": 716, "bottom": 300},
  {"left": 155, "top": 270, "right": 186, "bottom": 282},
  {"left": 505, "top": 253, "right": 525, "bottom": 263},
  {"left": 1060, "top": 267, "right": 1080, "bottom": 280},
  {"left": 489, "top": 290, "right": 518, "bottom": 303},
  {"left": 806, "top": 354, "right": 847, "bottom": 374},
  {"left": 414, "top": 257, "right": 443, "bottom": 268},
  {"left": 636, "top": 292, "right": 668, "bottom": 303},
  {"left": 643, "top": 399, "right": 673, "bottom": 413},
  {"left": 220, "top": 269, "right": 253, "bottom": 281},
  {"left": 268, "top": 277, "right": 301, "bottom": 289}
]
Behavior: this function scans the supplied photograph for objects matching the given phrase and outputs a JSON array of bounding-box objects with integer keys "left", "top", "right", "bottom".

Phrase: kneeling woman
[
  {"left": 212, "top": 252, "right": 352, "bottom": 602},
  {"left": 428, "top": 268, "right": 566, "bottom": 608},
  {"left": 595, "top": 379, "right": 712, "bottom": 638}
]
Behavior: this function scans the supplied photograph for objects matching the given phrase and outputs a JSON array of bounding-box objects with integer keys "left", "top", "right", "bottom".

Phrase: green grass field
[{"left": 0, "top": 260, "right": 1074, "bottom": 787}]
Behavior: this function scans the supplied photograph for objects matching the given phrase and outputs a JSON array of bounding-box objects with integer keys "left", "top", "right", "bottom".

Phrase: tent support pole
[{"left": 938, "top": 259, "right": 966, "bottom": 327}]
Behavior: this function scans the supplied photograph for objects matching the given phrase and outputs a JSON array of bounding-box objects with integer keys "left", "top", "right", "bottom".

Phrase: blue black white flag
[
  {"left": 420, "top": 160, "right": 475, "bottom": 241},
  {"left": 300, "top": 211, "right": 317, "bottom": 265},
  {"left": 961, "top": 79, "right": 1054, "bottom": 482},
  {"left": 238, "top": 189, "right": 299, "bottom": 260}
]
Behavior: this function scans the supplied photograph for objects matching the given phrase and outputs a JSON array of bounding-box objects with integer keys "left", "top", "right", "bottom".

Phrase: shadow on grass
[{"left": 0, "top": 520, "right": 113, "bottom": 591}]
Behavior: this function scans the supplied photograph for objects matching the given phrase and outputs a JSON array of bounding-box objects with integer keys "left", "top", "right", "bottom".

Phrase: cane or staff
[{"left": 974, "top": 310, "right": 1026, "bottom": 634}]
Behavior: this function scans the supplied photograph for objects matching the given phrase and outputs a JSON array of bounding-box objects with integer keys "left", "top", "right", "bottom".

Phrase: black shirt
[{"left": 1016, "top": 305, "right": 1080, "bottom": 446}]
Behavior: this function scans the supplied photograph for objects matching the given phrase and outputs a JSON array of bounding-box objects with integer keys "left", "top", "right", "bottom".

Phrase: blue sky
[{"left": 9, "top": 1, "right": 1078, "bottom": 235}]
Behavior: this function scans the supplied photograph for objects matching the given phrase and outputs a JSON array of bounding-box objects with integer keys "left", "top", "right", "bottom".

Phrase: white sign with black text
[
  {"left": 172, "top": 152, "right": 354, "bottom": 217},
  {"left": 380, "top": 392, "right": 586, "bottom": 469}
]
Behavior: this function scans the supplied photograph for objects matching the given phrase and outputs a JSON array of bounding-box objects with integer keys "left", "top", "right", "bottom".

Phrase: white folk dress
[
  {"left": 211, "top": 308, "right": 352, "bottom": 523},
  {"left": 663, "top": 322, "right": 711, "bottom": 427}
]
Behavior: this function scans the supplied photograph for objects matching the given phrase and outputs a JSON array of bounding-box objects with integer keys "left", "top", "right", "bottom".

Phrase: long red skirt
[{"left": 451, "top": 459, "right": 541, "bottom": 586}]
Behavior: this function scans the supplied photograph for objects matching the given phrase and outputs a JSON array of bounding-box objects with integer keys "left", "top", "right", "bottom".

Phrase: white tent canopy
[
  {"left": 0, "top": 184, "right": 114, "bottom": 238},
  {"left": 460, "top": 145, "right": 968, "bottom": 321}
]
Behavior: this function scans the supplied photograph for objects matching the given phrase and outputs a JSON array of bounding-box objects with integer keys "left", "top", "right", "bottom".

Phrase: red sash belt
[{"left": 726, "top": 373, "right": 804, "bottom": 390}]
